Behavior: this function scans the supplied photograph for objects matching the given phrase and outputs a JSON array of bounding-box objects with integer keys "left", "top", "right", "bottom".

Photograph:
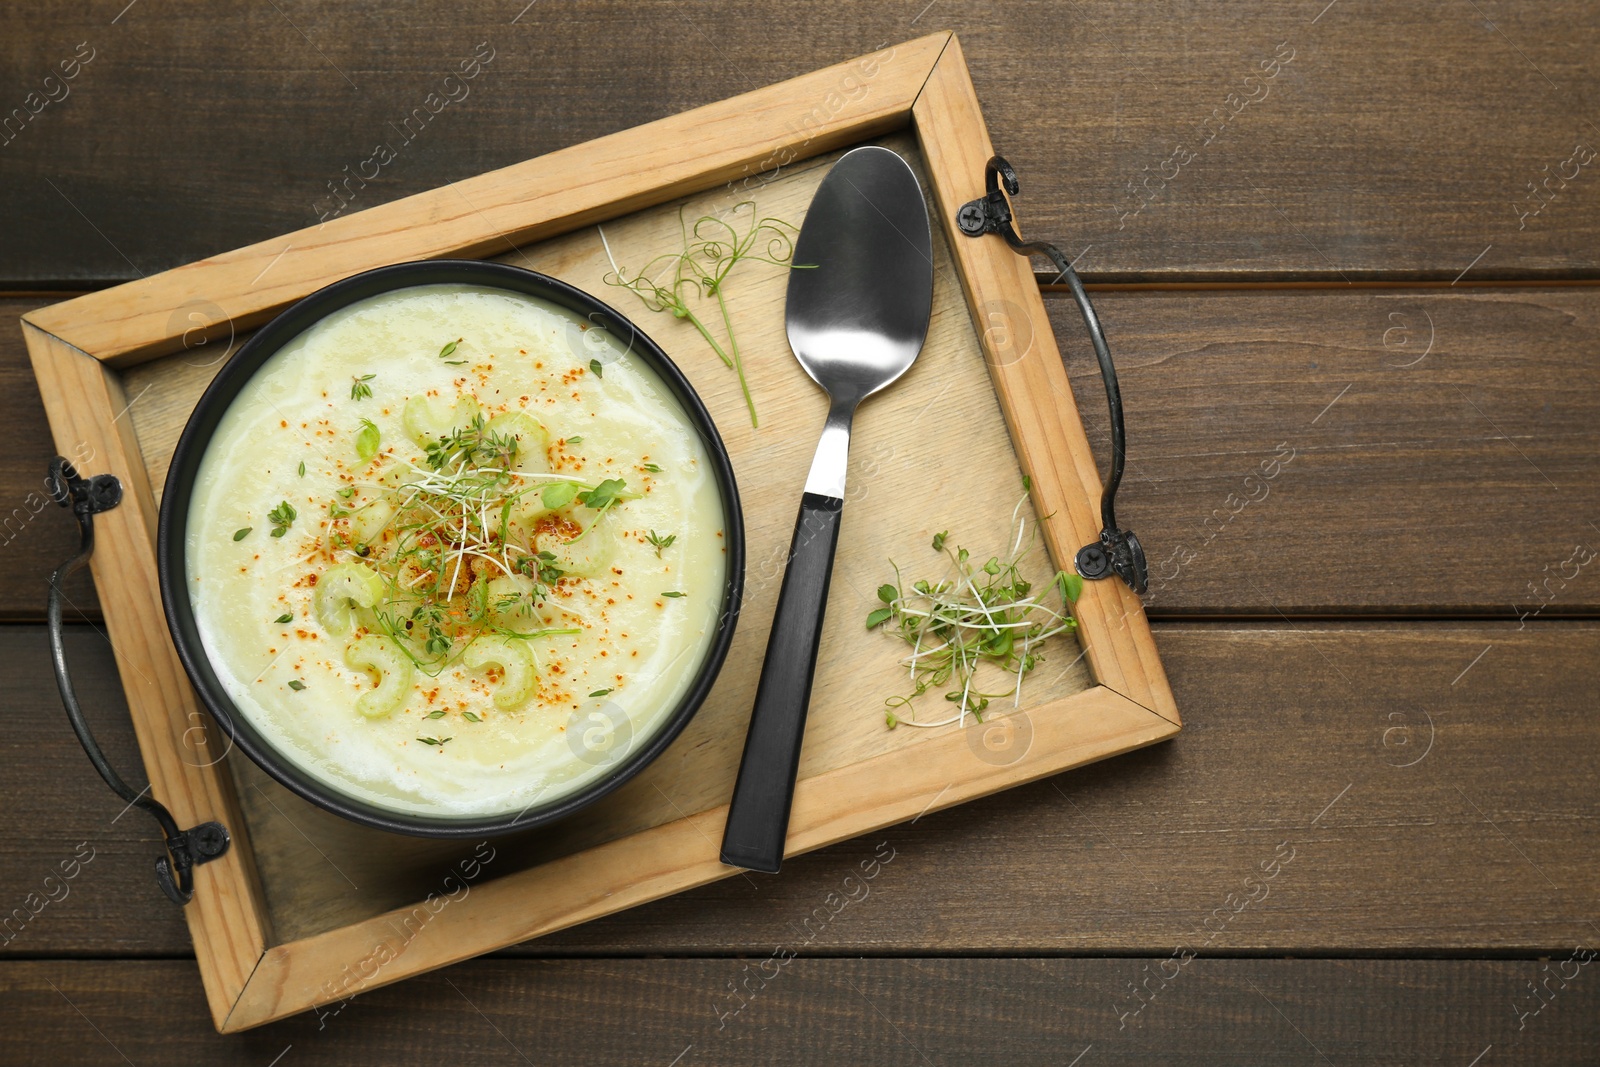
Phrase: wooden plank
[
  {"left": 7, "top": 6, "right": 1600, "bottom": 285},
  {"left": 1055, "top": 286, "right": 1600, "bottom": 616},
  {"left": 13, "top": 284, "right": 1600, "bottom": 623},
  {"left": 22, "top": 35, "right": 943, "bottom": 363},
  {"left": 0, "top": 627, "right": 190, "bottom": 956},
  {"left": 9, "top": 622, "right": 1595, "bottom": 958},
  {"left": 416, "top": 620, "right": 1600, "bottom": 957},
  {"left": 22, "top": 326, "right": 269, "bottom": 1027},
  {"left": 4, "top": 957, "right": 1597, "bottom": 1064}
]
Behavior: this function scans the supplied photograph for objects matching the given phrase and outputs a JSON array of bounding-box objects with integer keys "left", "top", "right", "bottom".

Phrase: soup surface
[{"left": 186, "top": 283, "right": 728, "bottom": 818}]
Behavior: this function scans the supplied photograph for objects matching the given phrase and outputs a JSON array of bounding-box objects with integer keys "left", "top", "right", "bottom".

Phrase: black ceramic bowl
[{"left": 157, "top": 260, "right": 744, "bottom": 838}]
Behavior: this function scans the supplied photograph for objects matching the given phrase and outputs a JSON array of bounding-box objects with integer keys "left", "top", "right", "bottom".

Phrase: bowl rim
[{"left": 156, "top": 259, "right": 745, "bottom": 838}]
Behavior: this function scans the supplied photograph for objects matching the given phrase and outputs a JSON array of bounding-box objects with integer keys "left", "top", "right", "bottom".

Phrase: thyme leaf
[
  {"left": 268, "top": 500, "right": 297, "bottom": 538},
  {"left": 647, "top": 530, "right": 675, "bottom": 557}
]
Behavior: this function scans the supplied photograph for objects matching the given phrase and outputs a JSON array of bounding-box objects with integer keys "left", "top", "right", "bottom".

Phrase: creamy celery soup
[{"left": 186, "top": 284, "right": 728, "bottom": 817}]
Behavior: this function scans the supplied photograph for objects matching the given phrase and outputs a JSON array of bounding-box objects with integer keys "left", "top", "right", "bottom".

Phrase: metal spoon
[{"left": 720, "top": 145, "right": 933, "bottom": 874}]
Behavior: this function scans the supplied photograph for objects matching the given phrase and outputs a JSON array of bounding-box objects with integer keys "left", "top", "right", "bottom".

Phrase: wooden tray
[{"left": 21, "top": 32, "right": 1178, "bottom": 1032}]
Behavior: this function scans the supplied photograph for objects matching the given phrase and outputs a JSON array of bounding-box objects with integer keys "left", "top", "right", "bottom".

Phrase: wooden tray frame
[{"left": 21, "top": 32, "right": 1177, "bottom": 1032}]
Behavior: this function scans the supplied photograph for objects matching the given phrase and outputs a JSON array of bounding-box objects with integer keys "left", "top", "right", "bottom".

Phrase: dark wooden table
[{"left": 5, "top": 2, "right": 1599, "bottom": 1062}]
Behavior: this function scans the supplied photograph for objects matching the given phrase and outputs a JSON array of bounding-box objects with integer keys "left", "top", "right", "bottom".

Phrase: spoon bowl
[{"left": 785, "top": 147, "right": 934, "bottom": 402}]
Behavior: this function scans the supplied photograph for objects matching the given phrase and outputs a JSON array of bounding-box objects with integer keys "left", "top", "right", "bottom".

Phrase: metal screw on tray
[
  {"left": 719, "top": 146, "right": 934, "bottom": 874},
  {"left": 958, "top": 155, "right": 1148, "bottom": 595}
]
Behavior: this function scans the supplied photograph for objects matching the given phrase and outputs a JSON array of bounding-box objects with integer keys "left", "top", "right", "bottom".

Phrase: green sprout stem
[
  {"left": 600, "top": 201, "right": 808, "bottom": 428},
  {"left": 712, "top": 284, "right": 756, "bottom": 427}
]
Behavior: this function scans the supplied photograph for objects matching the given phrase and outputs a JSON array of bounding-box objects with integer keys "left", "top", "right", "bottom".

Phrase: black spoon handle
[{"left": 720, "top": 491, "right": 844, "bottom": 873}]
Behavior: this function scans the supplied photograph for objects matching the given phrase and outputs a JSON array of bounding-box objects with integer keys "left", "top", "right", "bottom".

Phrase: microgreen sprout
[
  {"left": 350, "top": 373, "right": 375, "bottom": 401},
  {"left": 600, "top": 202, "right": 810, "bottom": 427},
  {"left": 578, "top": 478, "right": 626, "bottom": 510},
  {"left": 868, "top": 493, "right": 1081, "bottom": 729}
]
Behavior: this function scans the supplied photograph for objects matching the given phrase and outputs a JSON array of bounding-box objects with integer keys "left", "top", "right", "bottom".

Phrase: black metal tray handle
[
  {"left": 46, "top": 457, "right": 230, "bottom": 904},
  {"left": 958, "top": 156, "right": 1148, "bottom": 595}
]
